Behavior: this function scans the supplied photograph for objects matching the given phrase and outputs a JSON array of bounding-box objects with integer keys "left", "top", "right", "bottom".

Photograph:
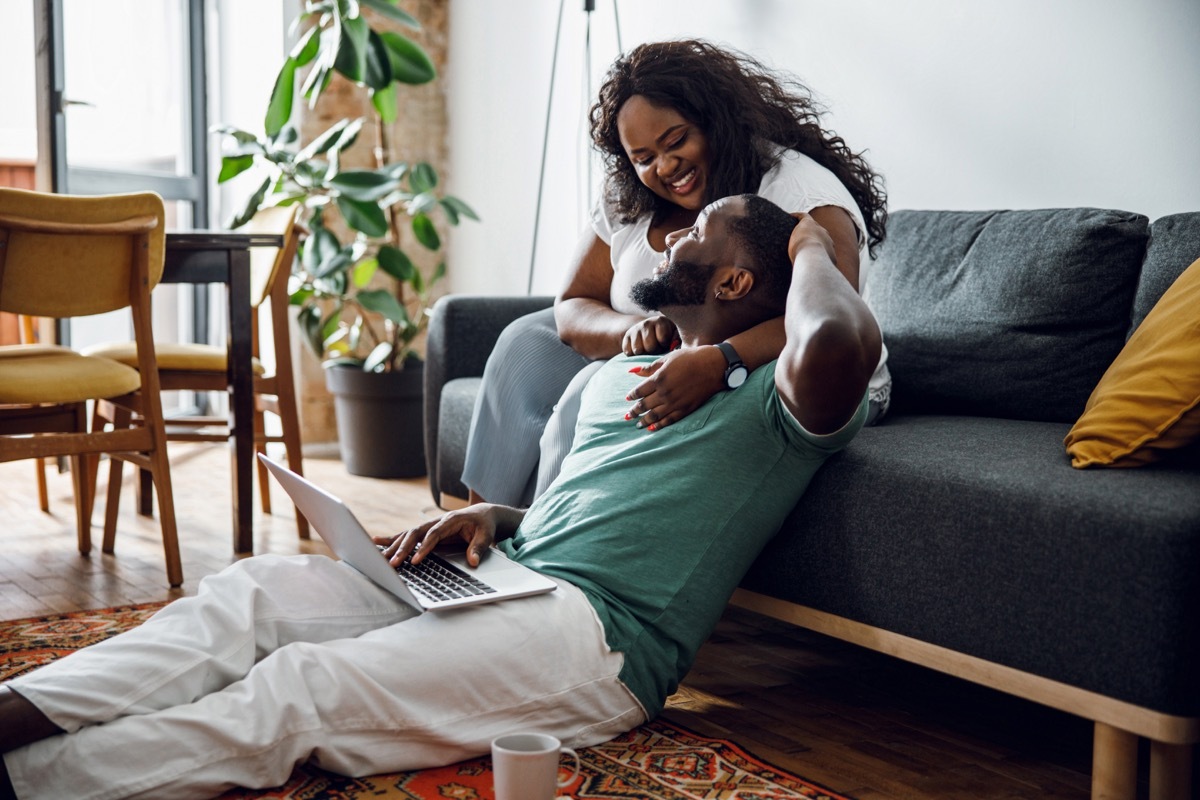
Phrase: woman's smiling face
[{"left": 616, "top": 95, "right": 712, "bottom": 212}]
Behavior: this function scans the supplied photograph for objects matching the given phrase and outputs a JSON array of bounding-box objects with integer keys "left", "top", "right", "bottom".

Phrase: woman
[{"left": 462, "top": 38, "right": 890, "bottom": 506}]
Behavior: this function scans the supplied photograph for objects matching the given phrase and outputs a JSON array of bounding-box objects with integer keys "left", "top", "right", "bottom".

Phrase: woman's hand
[
  {"left": 375, "top": 505, "right": 501, "bottom": 568},
  {"left": 621, "top": 315, "right": 678, "bottom": 356},
  {"left": 624, "top": 345, "right": 726, "bottom": 431}
]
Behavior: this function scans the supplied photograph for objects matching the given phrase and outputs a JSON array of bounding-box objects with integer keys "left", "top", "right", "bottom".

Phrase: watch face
[{"left": 726, "top": 365, "right": 749, "bottom": 388}]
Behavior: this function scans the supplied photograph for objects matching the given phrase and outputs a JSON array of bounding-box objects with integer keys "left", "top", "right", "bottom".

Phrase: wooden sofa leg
[
  {"left": 1092, "top": 722, "right": 1138, "bottom": 800},
  {"left": 1149, "top": 740, "right": 1193, "bottom": 800}
]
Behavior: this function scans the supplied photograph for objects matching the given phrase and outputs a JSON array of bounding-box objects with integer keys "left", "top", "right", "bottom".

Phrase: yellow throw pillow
[{"left": 1065, "top": 257, "right": 1200, "bottom": 467}]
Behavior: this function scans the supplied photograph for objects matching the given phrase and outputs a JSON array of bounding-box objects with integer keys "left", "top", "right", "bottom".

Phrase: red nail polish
[
  {"left": 648, "top": 424, "right": 658, "bottom": 432},
  {"left": 624, "top": 413, "right": 631, "bottom": 421},
  {"left": 628, "top": 366, "right": 642, "bottom": 373}
]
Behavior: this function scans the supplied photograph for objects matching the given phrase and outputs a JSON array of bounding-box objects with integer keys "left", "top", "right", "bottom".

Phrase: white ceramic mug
[{"left": 491, "top": 732, "right": 581, "bottom": 800}]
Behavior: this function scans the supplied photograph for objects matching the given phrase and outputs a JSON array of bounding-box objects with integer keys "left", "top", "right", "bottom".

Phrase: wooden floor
[{"left": 0, "top": 444, "right": 1169, "bottom": 799}]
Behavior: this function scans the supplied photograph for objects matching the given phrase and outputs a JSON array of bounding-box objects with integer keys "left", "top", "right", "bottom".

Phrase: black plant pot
[{"left": 325, "top": 362, "right": 427, "bottom": 478}]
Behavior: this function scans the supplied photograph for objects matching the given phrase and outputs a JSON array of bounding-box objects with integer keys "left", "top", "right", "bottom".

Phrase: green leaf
[
  {"left": 314, "top": 270, "right": 348, "bottom": 296},
  {"left": 291, "top": 24, "right": 321, "bottom": 66},
  {"left": 214, "top": 126, "right": 265, "bottom": 157},
  {"left": 441, "top": 195, "right": 480, "bottom": 222},
  {"left": 357, "top": 288, "right": 411, "bottom": 326},
  {"left": 271, "top": 192, "right": 308, "bottom": 207},
  {"left": 377, "top": 244, "right": 416, "bottom": 282},
  {"left": 430, "top": 260, "right": 446, "bottom": 286},
  {"left": 228, "top": 176, "right": 271, "bottom": 229},
  {"left": 301, "top": 27, "right": 339, "bottom": 105},
  {"left": 297, "top": 304, "right": 324, "bottom": 359},
  {"left": 409, "top": 162, "right": 438, "bottom": 193},
  {"left": 359, "top": 0, "right": 419, "bottom": 28},
  {"left": 329, "top": 170, "right": 400, "bottom": 202},
  {"left": 371, "top": 83, "right": 397, "bottom": 123},
  {"left": 217, "top": 154, "right": 255, "bottom": 184},
  {"left": 352, "top": 257, "right": 378, "bottom": 287},
  {"left": 297, "top": 118, "right": 354, "bottom": 160},
  {"left": 408, "top": 191, "right": 437, "bottom": 216},
  {"left": 314, "top": 248, "right": 355, "bottom": 280},
  {"left": 364, "top": 30, "right": 393, "bottom": 90},
  {"left": 288, "top": 285, "right": 315, "bottom": 306},
  {"left": 270, "top": 125, "right": 299, "bottom": 147},
  {"left": 265, "top": 57, "right": 298, "bottom": 137},
  {"left": 336, "top": 195, "right": 389, "bottom": 237},
  {"left": 302, "top": 220, "right": 340, "bottom": 272},
  {"left": 380, "top": 31, "right": 436, "bottom": 85},
  {"left": 411, "top": 212, "right": 440, "bottom": 250},
  {"left": 319, "top": 306, "right": 346, "bottom": 352},
  {"left": 384, "top": 161, "right": 409, "bottom": 180},
  {"left": 334, "top": 13, "right": 370, "bottom": 83},
  {"left": 363, "top": 341, "right": 394, "bottom": 372}
]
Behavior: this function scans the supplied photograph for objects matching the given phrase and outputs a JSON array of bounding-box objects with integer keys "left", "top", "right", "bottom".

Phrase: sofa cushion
[
  {"left": 863, "top": 209, "right": 1148, "bottom": 423},
  {"left": 1066, "top": 257, "right": 1200, "bottom": 468},
  {"left": 740, "top": 414, "right": 1200, "bottom": 716},
  {"left": 1131, "top": 212, "right": 1200, "bottom": 334},
  {"left": 435, "top": 377, "right": 481, "bottom": 502}
]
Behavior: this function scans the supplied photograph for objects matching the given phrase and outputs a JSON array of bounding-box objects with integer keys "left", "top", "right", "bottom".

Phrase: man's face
[{"left": 629, "top": 198, "right": 740, "bottom": 312}]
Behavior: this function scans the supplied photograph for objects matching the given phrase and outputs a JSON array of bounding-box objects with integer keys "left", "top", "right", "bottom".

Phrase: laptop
[{"left": 258, "top": 454, "right": 556, "bottom": 612}]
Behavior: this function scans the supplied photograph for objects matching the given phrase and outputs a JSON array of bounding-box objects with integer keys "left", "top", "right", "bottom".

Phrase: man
[{"left": 0, "top": 194, "right": 880, "bottom": 800}]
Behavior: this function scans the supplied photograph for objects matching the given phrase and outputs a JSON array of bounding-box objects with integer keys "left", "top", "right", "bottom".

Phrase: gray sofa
[{"left": 425, "top": 208, "right": 1200, "bottom": 798}]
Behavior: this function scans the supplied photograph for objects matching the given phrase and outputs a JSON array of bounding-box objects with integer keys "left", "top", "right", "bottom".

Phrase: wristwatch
[{"left": 715, "top": 341, "right": 748, "bottom": 389}]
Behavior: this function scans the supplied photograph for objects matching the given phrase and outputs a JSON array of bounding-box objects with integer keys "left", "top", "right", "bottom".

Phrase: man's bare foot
[{"left": 0, "top": 687, "right": 62, "bottom": 753}]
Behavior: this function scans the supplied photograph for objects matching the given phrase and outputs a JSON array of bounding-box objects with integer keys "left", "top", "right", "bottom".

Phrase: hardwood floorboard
[{"left": 2, "top": 445, "right": 1186, "bottom": 798}]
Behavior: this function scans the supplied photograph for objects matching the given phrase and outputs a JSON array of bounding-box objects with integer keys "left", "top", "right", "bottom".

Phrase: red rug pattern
[{"left": 1, "top": 604, "right": 854, "bottom": 800}]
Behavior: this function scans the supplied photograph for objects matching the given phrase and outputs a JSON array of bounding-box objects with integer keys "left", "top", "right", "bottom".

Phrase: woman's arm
[{"left": 554, "top": 229, "right": 656, "bottom": 360}]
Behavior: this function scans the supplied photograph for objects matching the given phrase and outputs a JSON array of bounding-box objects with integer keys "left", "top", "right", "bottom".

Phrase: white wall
[
  {"left": 445, "top": 0, "right": 1200, "bottom": 297},
  {"left": 0, "top": 0, "right": 37, "bottom": 160}
]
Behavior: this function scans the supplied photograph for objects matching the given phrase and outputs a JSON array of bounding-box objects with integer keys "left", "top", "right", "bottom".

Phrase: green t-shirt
[{"left": 499, "top": 354, "right": 867, "bottom": 714}]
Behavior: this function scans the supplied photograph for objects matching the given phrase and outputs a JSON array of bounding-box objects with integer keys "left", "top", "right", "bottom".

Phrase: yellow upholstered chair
[
  {"left": 87, "top": 205, "right": 309, "bottom": 540},
  {"left": 0, "top": 188, "right": 182, "bottom": 587}
]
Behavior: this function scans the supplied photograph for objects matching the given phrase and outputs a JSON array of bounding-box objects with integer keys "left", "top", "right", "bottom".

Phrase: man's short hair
[{"left": 726, "top": 194, "right": 796, "bottom": 303}]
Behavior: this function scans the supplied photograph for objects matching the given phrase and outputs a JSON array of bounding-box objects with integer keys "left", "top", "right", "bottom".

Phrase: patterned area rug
[{"left": 1, "top": 604, "right": 854, "bottom": 800}]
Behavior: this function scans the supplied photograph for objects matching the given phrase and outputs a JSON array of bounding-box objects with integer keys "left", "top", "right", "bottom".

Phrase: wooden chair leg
[
  {"left": 1092, "top": 722, "right": 1138, "bottom": 800},
  {"left": 35, "top": 458, "right": 49, "bottom": 512},
  {"left": 1149, "top": 740, "right": 1193, "bottom": 800},
  {"left": 101, "top": 405, "right": 133, "bottom": 553},
  {"left": 276, "top": 389, "right": 309, "bottom": 541},
  {"left": 136, "top": 467, "right": 154, "bottom": 517},
  {"left": 69, "top": 453, "right": 92, "bottom": 556},
  {"left": 103, "top": 454, "right": 124, "bottom": 553},
  {"left": 255, "top": 409, "right": 271, "bottom": 514},
  {"left": 147, "top": 443, "right": 182, "bottom": 588}
]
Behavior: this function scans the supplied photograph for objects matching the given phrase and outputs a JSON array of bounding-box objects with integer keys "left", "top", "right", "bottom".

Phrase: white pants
[{"left": 3, "top": 555, "right": 645, "bottom": 800}]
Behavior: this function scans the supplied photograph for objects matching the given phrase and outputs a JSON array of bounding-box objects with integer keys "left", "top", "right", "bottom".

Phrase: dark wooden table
[{"left": 161, "top": 230, "right": 284, "bottom": 554}]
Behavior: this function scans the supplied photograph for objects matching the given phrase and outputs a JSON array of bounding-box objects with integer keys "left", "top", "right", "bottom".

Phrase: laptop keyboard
[{"left": 381, "top": 546, "right": 498, "bottom": 603}]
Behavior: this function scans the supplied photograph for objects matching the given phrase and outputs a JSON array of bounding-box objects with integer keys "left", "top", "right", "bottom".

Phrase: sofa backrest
[
  {"left": 862, "top": 208, "right": 1148, "bottom": 423},
  {"left": 1131, "top": 211, "right": 1200, "bottom": 335}
]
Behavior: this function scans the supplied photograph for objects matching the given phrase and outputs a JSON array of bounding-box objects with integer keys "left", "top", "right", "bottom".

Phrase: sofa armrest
[{"left": 423, "top": 294, "right": 555, "bottom": 500}]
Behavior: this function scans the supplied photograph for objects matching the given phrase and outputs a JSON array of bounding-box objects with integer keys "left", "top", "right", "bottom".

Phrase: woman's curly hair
[{"left": 590, "top": 39, "right": 888, "bottom": 256}]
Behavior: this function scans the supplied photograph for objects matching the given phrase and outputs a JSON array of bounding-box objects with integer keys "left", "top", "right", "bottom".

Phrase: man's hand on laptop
[{"left": 375, "top": 503, "right": 527, "bottom": 569}]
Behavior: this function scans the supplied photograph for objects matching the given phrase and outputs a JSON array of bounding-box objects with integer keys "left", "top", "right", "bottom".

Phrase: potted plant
[{"left": 215, "top": 0, "right": 477, "bottom": 477}]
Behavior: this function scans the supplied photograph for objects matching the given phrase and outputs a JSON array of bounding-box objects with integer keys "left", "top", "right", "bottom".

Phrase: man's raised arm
[{"left": 775, "top": 214, "right": 882, "bottom": 434}]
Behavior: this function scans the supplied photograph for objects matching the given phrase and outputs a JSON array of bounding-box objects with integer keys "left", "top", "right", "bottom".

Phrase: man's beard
[{"left": 629, "top": 258, "right": 715, "bottom": 311}]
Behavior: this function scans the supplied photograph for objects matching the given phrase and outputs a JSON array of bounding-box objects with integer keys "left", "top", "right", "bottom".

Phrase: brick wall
[{"left": 293, "top": 0, "right": 450, "bottom": 447}]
